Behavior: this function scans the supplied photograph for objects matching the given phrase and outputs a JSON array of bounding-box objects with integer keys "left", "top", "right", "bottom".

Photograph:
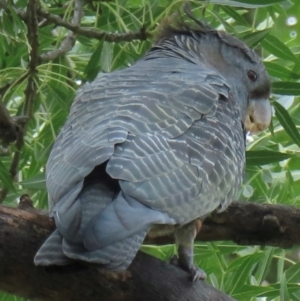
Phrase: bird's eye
[{"left": 247, "top": 70, "right": 257, "bottom": 82}]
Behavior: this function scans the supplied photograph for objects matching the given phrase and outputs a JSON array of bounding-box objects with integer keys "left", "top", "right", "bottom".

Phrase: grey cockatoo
[{"left": 34, "top": 17, "right": 271, "bottom": 281}]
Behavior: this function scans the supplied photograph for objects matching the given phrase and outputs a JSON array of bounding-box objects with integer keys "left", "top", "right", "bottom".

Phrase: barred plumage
[{"left": 35, "top": 19, "right": 271, "bottom": 279}]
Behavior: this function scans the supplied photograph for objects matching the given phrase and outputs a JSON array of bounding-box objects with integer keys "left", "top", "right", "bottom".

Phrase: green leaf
[
  {"left": 140, "top": 245, "right": 175, "bottom": 261},
  {"left": 265, "top": 62, "right": 300, "bottom": 80},
  {"left": 20, "top": 173, "right": 46, "bottom": 190},
  {"left": 255, "top": 247, "right": 275, "bottom": 284},
  {"left": 100, "top": 42, "right": 113, "bottom": 73},
  {"left": 272, "top": 82, "right": 300, "bottom": 95},
  {"left": 233, "top": 285, "right": 274, "bottom": 301},
  {"left": 228, "top": 253, "right": 262, "bottom": 294},
  {"left": 286, "top": 261, "right": 300, "bottom": 283},
  {"left": 241, "top": 29, "right": 271, "bottom": 47},
  {"left": 258, "top": 283, "right": 300, "bottom": 299},
  {"left": 246, "top": 150, "right": 294, "bottom": 165},
  {"left": 261, "top": 34, "right": 300, "bottom": 64},
  {"left": 0, "top": 160, "right": 16, "bottom": 192},
  {"left": 232, "top": 0, "right": 287, "bottom": 4},
  {"left": 210, "top": 0, "right": 286, "bottom": 8},
  {"left": 280, "top": 273, "right": 290, "bottom": 301},
  {"left": 221, "top": 6, "right": 249, "bottom": 26},
  {"left": 84, "top": 42, "right": 103, "bottom": 81},
  {"left": 273, "top": 101, "right": 300, "bottom": 147}
]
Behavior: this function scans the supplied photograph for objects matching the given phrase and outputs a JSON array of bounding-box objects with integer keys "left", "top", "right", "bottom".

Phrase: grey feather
[{"left": 34, "top": 21, "right": 271, "bottom": 272}]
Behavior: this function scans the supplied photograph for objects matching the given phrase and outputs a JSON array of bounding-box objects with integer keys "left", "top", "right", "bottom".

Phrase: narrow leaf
[
  {"left": 273, "top": 101, "right": 300, "bottom": 147},
  {"left": 84, "top": 42, "right": 103, "bottom": 81},
  {"left": 221, "top": 6, "right": 249, "bottom": 26},
  {"left": 261, "top": 34, "right": 300, "bottom": 64},
  {"left": 246, "top": 150, "right": 293, "bottom": 165},
  {"left": 210, "top": 0, "right": 284, "bottom": 7},
  {"left": 0, "top": 160, "right": 16, "bottom": 192},
  {"left": 241, "top": 29, "right": 271, "bottom": 47},
  {"left": 264, "top": 62, "right": 300, "bottom": 80},
  {"left": 233, "top": 0, "right": 287, "bottom": 4},
  {"left": 286, "top": 261, "right": 300, "bottom": 283},
  {"left": 272, "top": 82, "right": 300, "bottom": 95},
  {"left": 20, "top": 173, "right": 46, "bottom": 190}
]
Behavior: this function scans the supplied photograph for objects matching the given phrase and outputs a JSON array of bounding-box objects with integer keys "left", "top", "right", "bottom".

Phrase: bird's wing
[
  {"left": 105, "top": 63, "right": 244, "bottom": 225},
  {"left": 47, "top": 57, "right": 237, "bottom": 238}
]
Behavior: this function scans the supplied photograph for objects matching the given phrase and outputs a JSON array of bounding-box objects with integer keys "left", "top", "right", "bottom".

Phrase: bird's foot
[{"left": 170, "top": 255, "right": 206, "bottom": 281}]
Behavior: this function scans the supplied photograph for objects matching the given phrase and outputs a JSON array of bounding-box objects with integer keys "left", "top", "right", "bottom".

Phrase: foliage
[{"left": 0, "top": 0, "right": 300, "bottom": 300}]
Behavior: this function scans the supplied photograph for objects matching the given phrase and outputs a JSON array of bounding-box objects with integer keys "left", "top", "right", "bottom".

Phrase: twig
[
  {"left": 0, "top": 0, "right": 39, "bottom": 203},
  {"left": 0, "top": 0, "right": 149, "bottom": 44},
  {"left": 0, "top": 0, "right": 150, "bottom": 43},
  {"left": 37, "top": 8, "right": 149, "bottom": 43},
  {"left": 39, "top": 0, "right": 84, "bottom": 62}
]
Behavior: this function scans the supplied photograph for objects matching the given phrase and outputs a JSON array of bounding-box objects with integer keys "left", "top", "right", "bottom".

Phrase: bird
[{"left": 34, "top": 15, "right": 272, "bottom": 281}]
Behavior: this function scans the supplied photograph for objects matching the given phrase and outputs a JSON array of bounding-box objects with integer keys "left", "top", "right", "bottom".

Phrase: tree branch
[
  {"left": 0, "top": 101, "right": 20, "bottom": 147},
  {"left": 39, "top": 0, "right": 84, "bottom": 62},
  {"left": 0, "top": 201, "right": 299, "bottom": 300},
  {"left": 0, "top": 0, "right": 39, "bottom": 202},
  {"left": 147, "top": 201, "right": 300, "bottom": 248},
  {"left": 0, "top": 1, "right": 150, "bottom": 46},
  {"left": 0, "top": 205, "right": 235, "bottom": 301},
  {"left": 38, "top": 9, "right": 150, "bottom": 43}
]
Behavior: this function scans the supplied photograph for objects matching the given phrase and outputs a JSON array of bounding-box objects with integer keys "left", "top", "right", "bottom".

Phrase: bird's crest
[{"left": 154, "top": 6, "right": 260, "bottom": 64}]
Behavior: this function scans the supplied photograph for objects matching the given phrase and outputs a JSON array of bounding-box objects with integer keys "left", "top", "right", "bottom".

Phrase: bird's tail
[
  {"left": 34, "top": 177, "right": 173, "bottom": 269},
  {"left": 34, "top": 229, "right": 71, "bottom": 266}
]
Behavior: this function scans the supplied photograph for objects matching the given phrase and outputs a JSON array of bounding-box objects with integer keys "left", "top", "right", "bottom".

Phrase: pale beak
[{"left": 244, "top": 98, "right": 272, "bottom": 134}]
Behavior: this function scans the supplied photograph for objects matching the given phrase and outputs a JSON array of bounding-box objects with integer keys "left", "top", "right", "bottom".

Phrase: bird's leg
[{"left": 172, "top": 219, "right": 206, "bottom": 281}]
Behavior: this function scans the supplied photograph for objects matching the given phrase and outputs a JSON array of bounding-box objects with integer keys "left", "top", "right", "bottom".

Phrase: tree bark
[
  {"left": 147, "top": 201, "right": 300, "bottom": 248},
  {"left": 0, "top": 205, "right": 235, "bottom": 301},
  {"left": 1, "top": 201, "right": 300, "bottom": 301}
]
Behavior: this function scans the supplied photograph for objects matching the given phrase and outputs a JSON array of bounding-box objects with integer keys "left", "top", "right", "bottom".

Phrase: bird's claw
[
  {"left": 191, "top": 265, "right": 206, "bottom": 282},
  {"left": 170, "top": 255, "right": 206, "bottom": 281}
]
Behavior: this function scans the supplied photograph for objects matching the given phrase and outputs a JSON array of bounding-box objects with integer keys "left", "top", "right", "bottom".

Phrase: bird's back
[{"left": 35, "top": 55, "right": 245, "bottom": 268}]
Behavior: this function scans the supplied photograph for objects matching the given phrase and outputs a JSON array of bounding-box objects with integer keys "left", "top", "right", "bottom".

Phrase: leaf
[
  {"left": 232, "top": 285, "right": 274, "bottom": 301},
  {"left": 246, "top": 150, "right": 294, "bottom": 165},
  {"left": 258, "top": 283, "right": 300, "bottom": 299},
  {"left": 0, "top": 160, "right": 16, "bottom": 192},
  {"left": 280, "top": 273, "right": 290, "bottom": 301},
  {"left": 228, "top": 253, "right": 262, "bottom": 294},
  {"left": 100, "top": 42, "right": 113, "bottom": 73},
  {"left": 221, "top": 6, "right": 249, "bottom": 26},
  {"left": 232, "top": 0, "right": 287, "bottom": 4},
  {"left": 272, "top": 82, "right": 300, "bottom": 95},
  {"left": 286, "top": 261, "right": 300, "bottom": 283},
  {"left": 84, "top": 42, "right": 103, "bottom": 81},
  {"left": 20, "top": 173, "right": 46, "bottom": 190},
  {"left": 264, "top": 62, "right": 300, "bottom": 80},
  {"left": 140, "top": 245, "right": 175, "bottom": 261},
  {"left": 273, "top": 101, "right": 300, "bottom": 147},
  {"left": 254, "top": 247, "right": 275, "bottom": 284},
  {"left": 261, "top": 34, "right": 300, "bottom": 64},
  {"left": 241, "top": 29, "right": 271, "bottom": 47},
  {"left": 210, "top": 0, "right": 286, "bottom": 8}
]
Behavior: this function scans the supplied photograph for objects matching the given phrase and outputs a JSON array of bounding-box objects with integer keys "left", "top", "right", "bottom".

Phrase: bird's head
[{"left": 154, "top": 17, "right": 272, "bottom": 135}]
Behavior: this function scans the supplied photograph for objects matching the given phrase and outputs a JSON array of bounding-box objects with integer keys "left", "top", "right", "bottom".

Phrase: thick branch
[
  {"left": 0, "top": 201, "right": 299, "bottom": 300},
  {"left": 0, "top": 205, "right": 235, "bottom": 301},
  {"left": 147, "top": 201, "right": 300, "bottom": 248}
]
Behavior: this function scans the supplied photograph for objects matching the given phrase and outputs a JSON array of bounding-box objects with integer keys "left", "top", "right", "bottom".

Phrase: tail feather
[
  {"left": 34, "top": 229, "right": 71, "bottom": 266},
  {"left": 62, "top": 229, "right": 148, "bottom": 270},
  {"left": 35, "top": 169, "right": 170, "bottom": 269}
]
